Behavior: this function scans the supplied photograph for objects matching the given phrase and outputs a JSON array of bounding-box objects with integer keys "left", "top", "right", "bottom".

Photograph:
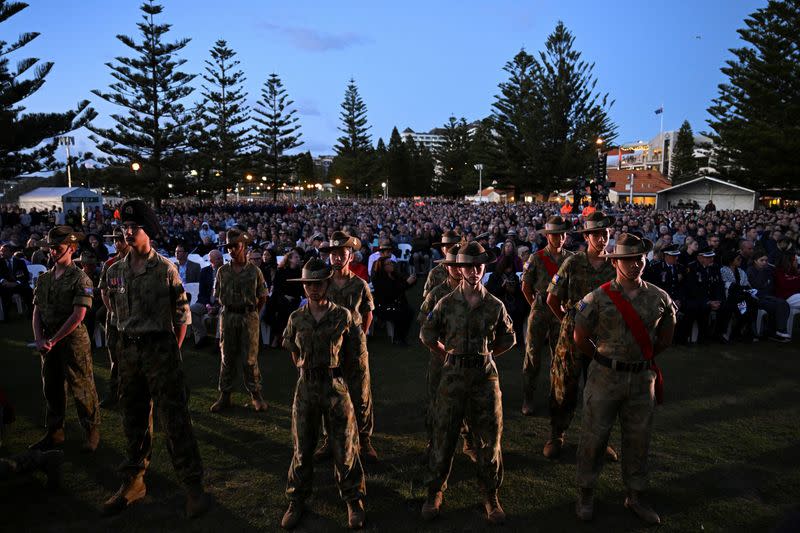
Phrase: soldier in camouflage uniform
[
  {"left": 544, "top": 211, "right": 616, "bottom": 460},
  {"left": 280, "top": 258, "right": 366, "bottom": 530},
  {"left": 418, "top": 243, "right": 475, "bottom": 461},
  {"left": 420, "top": 242, "right": 516, "bottom": 525},
  {"left": 99, "top": 226, "right": 130, "bottom": 407},
  {"left": 520, "top": 216, "right": 573, "bottom": 415},
  {"left": 210, "top": 228, "right": 268, "bottom": 413},
  {"left": 99, "top": 200, "right": 210, "bottom": 519},
  {"left": 573, "top": 234, "right": 676, "bottom": 524},
  {"left": 315, "top": 231, "right": 377, "bottom": 463},
  {"left": 422, "top": 230, "right": 461, "bottom": 298},
  {"left": 30, "top": 226, "right": 100, "bottom": 453}
]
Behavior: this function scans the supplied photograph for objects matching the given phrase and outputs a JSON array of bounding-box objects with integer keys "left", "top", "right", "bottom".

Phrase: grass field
[{"left": 1, "top": 282, "right": 799, "bottom": 532}]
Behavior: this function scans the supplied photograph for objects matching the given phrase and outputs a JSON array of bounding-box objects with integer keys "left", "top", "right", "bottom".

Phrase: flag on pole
[{"left": 654, "top": 106, "right": 664, "bottom": 115}]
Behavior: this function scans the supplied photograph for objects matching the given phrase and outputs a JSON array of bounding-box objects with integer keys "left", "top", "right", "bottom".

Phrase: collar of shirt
[
  {"left": 120, "top": 247, "right": 160, "bottom": 275},
  {"left": 452, "top": 283, "right": 490, "bottom": 307}
]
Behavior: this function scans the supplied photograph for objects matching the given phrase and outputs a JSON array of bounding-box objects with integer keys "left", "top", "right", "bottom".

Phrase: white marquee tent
[
  {"left": 18, "top": 187, "right": 103, "bottom": 214},
  {"left": 655, "top": 176, "right": 758, "bottom": 211}
]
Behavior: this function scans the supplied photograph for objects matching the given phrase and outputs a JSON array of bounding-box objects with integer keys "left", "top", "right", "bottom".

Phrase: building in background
[
  {"left": 606, "top": 169, "right": 671, "bottom": 206},
  {"left": 606, "top": 131, "right": 715, "bottom": 178}
]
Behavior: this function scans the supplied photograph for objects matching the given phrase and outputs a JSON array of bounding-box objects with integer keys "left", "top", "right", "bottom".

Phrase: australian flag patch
[
  {"left": 551, "top": 274, "right": 560, "bottom": 284},
  {"left": 577, "top": 299, "right": 587, "bottom": 312}
]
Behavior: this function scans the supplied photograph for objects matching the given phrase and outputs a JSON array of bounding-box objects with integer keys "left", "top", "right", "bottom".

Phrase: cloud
[
  {"left": 258, "top": 22, "right": 371, "bottom": 51},
  {"left": 296, "top": 98, "right": 321, "bottom": 116}
]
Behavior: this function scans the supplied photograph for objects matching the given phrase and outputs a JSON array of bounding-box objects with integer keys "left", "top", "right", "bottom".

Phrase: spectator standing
[{"left": 371, "top": 257, "right": 416, "bottom": 345}]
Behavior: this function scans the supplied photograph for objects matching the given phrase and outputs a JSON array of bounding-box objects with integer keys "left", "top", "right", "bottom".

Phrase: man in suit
[
  {"left": 0, "top": 244, "right": 32, "bottom": 319},
  {"left": 190, "top": 250, "right": 224, "bottom": 347},
  {"left": 175, "top": 244, "right": 201, "bottom": 285}
]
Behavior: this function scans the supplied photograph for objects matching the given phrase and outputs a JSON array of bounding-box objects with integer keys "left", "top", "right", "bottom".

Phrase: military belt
[
  {"left": 120, "top": 331, "right": 171, "bottom": 346},
  {"left": 299, "top": 366, "right": 344, "bottom": 380},
  {"left": 446, "top": 353, "right": 493, "bottom": 368},
  {"left": 223, "top": 304, "right": 257, "bottom": 314},
  {"left": 593, "top": 353, "right": 652, "bottom": 373}
]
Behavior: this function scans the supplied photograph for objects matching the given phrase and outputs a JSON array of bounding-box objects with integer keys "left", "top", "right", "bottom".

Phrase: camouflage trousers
[
  {"left": 218, "top": 311, "right": 262, "bottom": 394},
  {"left": 577, "top": 361, "right": 656, "bottom": 491},
  {"left": 117, "top": 332, "right": 203, "bottom": 487},
  {"left": 105, "top": 321, "right": 120, "bottom": 399},
  {"left": 549, "top": 312, "right": 584, "bottom": 436},
  {"left": 41, "top": 325, "right": 100, "bottom": 433},
  {"left": 523, "top": 304, "right": 560, "bottom": 395},
  {"left": 287, "top": 368, "right": 366, "bottom": 502},
  {"left": 427, "top": 358, "right": 503, "bottom": 495},
  {"left": 426, "top": 352, "right": 471, "bottom": 447}
]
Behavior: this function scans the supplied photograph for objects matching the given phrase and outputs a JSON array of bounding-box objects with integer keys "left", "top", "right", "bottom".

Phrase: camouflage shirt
[
  {"left": 423, "top": 264, "right": 448, "bottom": 298},
  {"left": 547, "top": 251, "right": 615, "bottom": 309},
  {"left": 420, "top": 284, "right": 516, "bottom": 356},
  {"left": 100, "top": 248, "right": 191, "bottom": 334},
  {"left": 326, "top": 270, "right": 374, "bottom": 327},
  {"left": 282, "top": 302, "right": 362, "bottom": 369},
  {"left": 522, "top": 248, "right": 573, "bottom": 309},
  {"left": 575, "top": 280, "right": 677, "bottom": 362},
  {"left": 33, "top": 264, "right": 93, "bottom": 332},
  {"left": 214, "top": 262, "right": 267, "bottom": 308},
  {"left": 418, "top": 278, "right": 459, "bottom": 324}
]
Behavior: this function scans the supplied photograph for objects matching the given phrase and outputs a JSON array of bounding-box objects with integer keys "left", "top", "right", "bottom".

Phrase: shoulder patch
[
  {"left": 551, "top": 274, "right": 560, "bottom": 284},
  {"left": 84, "top": 287, "right": 94, "bottom": 295},
  {"left": 577, "top": 299, "right": 587, "bottom": 312}
]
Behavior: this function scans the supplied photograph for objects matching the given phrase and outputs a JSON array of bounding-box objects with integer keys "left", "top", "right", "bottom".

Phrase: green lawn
[{"left": 1, "top": 288, "right": 799, "bottom": 532}]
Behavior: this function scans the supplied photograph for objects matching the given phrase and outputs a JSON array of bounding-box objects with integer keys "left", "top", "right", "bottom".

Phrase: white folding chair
[
  {"left": 184, "top": 282, "right": 200, "bottom": 305},
  {"left": 27, "top": 264, "right": 47, "bottom": 289},
  {"left": 397, "top": 243, "right": 412, "bottom": 263}
]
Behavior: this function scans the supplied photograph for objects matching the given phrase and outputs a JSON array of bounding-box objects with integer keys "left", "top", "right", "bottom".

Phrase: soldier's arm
[
  {"left": 168, "top": 263, "right": 191, "bottom": 348},
  {"left": 98, "top": 264, "right": 112, "bottom": 311},
  {"left": 521, "top": 262, "right": 536, "bottom": 305},
  {"left": 47, "top": 305, "right": 88, "bottom": 346},
  {"left": 281, "top": 315, "right": 300, "bottom": 365},
  {"left": 419, "top": 301, "right": 446, "bottom": 359},
  {"left": 255, "top": 267, "right": 268, "bottom": 311},
  {"left": 546, "top": 260, "right": 571, "bottom": 320},
  {"left": 32, "top": 305, "right": 48, "bottom": 353},
  {"left": 654, "top": 297, "right": 677, "bottom": 356},
  {"left": 573, "top": 294, "right": 598, "bottom": 357},
  {"left": 491, "top": 306, "right": 516, "bottom": 357},
  {"left": 360, "top": 282, "right": 375, "bottom": 334}
]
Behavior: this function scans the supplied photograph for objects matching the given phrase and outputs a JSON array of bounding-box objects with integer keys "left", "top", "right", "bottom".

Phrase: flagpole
[{"left": 659, "top": 103, "right": 664, "bottom": 174}]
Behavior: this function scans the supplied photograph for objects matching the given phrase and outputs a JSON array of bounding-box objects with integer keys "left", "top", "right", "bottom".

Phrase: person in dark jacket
[
  {"left": 683, "top": 247, "right": 725, "bottom": 343},
  {"left": 746, "top": 248, "right": 791, "bottom": 341},
  {"left": 486, "top": 255, "right": 529, "bottom": 343},
  {"left": 0, "top": 243, "right": 32, "bottom": 319},
  {"left": 266, "top": 248, "right": 303, "bottom": 347},
  {"left": 371, "top": 257, "right": 416, "bottom": 345}
]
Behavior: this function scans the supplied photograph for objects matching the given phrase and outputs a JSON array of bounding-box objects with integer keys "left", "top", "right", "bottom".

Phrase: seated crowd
[{"left": 1, "top": 199, "right": 799, "bottom": 345}]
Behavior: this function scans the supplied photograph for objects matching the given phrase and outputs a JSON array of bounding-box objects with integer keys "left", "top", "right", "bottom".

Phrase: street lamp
[
  {"left": 335, "top": 178, "right": 341, "bottom": 185},
  {"left": 131, "top": 162, "right": 141, "bottom": 179},
  {"left": 474, "top": 163, "right": 484, "bottom": 196},
  {"left": 381, "top": 181, "right": 387, "bottom": 199},
  {"left": 58, "top": 136, "right": 75, "bottom": 187}
]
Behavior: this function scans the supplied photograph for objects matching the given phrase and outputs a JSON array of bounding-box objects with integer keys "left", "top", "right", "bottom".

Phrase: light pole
[
  {"left": 381, "top": 181, "right": 387, "bottom": 199},
  {"left": 474, "top": 163, "right": 483, "bottom": 196},
  {"left": 131, "top": 161, "right": 141, "bottom": 178},
  {"left": 58, "top": 136, "right": 75, "bottom": 187}
]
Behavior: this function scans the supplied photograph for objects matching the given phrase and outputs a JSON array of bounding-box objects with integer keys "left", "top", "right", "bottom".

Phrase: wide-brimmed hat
[
  {"left": 475, "top": 232, "right": 490, "bottom": 241},
  {"left": 75, "top": 251, "right": 99, "bottom": 265},
  {"left": 225, "top": 227, "right": 253, "bottom": 249},
  {"left": 435, "top": 243, "right": 463, "bottom": 265},
  {"left": 120, "top": 199, "right": 160, "bottom": 238},
  {"left": 103, "top": 227, "right": 125, "bottom": 240},
  {"left": 539, "top": 216, "right": 572, "bottom": 235},
  {"left": 662, "top": 244, "right": 681, "bottom": 256},
  {"left": 44, "top": 226, "right": 85, "bottom": 246},
  {"left": 319, "top": 231, "right": 360, "bottom": 252},
  {"left": 451, "top": 241, "right": 496, "bottom": 266},
  {"left": 602, "top": 233, "right": 653, "bottom": 258},
  {"left": 433, "top": 230, "right": 462, "bottom": 247},
  {"left": 575, "top": 211, "right": 615, "bottom": 233},
  {"left": 288, "top": 258, "right": 334, "bottom": 282}
]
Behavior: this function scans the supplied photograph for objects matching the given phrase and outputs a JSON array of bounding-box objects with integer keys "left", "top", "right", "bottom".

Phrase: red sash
[
  {"left": 537, "top": 250, "right": 559, "bottom": 278},
  {"left": 600, "top": 282, "right": 664, "bottom": 404}
]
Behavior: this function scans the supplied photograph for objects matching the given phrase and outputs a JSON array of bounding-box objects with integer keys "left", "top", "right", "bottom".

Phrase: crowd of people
[
  {"left": 2, "top": 199, "right": 798, "bottom": 346},
  {"left": 0, "top": 197, "right": 799, "bottom": 528}
]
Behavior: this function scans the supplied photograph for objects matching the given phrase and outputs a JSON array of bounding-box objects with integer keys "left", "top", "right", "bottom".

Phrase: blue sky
[{"left": 11, "top": 0, "right": 764, "bottom": 156}]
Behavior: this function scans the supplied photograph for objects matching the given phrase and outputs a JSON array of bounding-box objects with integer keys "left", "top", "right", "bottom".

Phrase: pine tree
[
  {"left": 253, "top": 73, "right": 303, "bottom": 199},
  {"left": 409, "top": 138, "right": 435, "bottom": 196},
  {"left": 189, "top": 39, "right": 252, "bottom": 198},
  {"left": 491, "top": 49, "right": 543, "bottom": 191},
  {"left": 295, "top": 150, "right": 315, "bottom": 184},
  {"left": 332, "top": 78, "right": 374, "bottom": 189},
  {"left": 536, "top": 22, "right": 617, "bottom": 195},
  {"left": 386, "top": 127, "right": 410, "bottom": 196},
  {"left": 0, "top": 1, "right": 95, "bottom": 180},
  {"left": 707, "top": 0, "right": 800, "bottom": 190},
  {"left": 469, "top": 118, "right": 502, "bottom": 192},
  {"left": 89, "top": 1, "right": 196, "bottom": 202},
  {"left": 671, "top": 120, "right": 698, "bottom": 183},
  {"left": 435, "top": 116, "right": 472, "bottom": 196}
]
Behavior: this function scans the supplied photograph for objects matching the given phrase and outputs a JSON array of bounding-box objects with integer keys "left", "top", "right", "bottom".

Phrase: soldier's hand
[
  {"left": 36, "top": 339, "right": 53, "bottom": 354},
  {"left": 407, "top": 274, "right": 417, "bottom": 284}
]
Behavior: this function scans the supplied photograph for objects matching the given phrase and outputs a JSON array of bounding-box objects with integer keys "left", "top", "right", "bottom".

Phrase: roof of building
[
  {"left": 402, "top": 127, "right": 414, "bottom": 134},
  {"left": 607, "top": 169, "right": 671, "bottom": 195},
  {"left": 18, "top": 187, "right": 99, "bottom": 199},
  {"left": 656, "top": 175, "right": 756, "bottom": 195}
]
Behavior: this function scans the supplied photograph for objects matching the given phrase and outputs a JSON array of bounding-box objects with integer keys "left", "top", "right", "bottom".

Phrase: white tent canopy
[
  {"left": 655, "top": 176, "right": 758, "bottom": 211},
  {"left": 18, "top": 187, "right": 103, "bottom": 214}
]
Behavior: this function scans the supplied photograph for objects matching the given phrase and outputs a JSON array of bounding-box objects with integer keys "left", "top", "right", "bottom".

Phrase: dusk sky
[{"left": 12, "top": 0, "right": 764, "bottom": 157}]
